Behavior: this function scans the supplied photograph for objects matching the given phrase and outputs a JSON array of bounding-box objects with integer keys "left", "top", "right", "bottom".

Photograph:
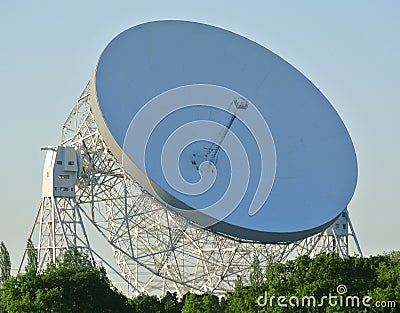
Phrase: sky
[{"left": 0, "top": 1, "right": 399, "bottom": 271}]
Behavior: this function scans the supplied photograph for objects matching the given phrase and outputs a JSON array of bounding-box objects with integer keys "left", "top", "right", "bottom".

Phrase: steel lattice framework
[{"left": 20, "top": 84, "right": 362, "bottom": 297}]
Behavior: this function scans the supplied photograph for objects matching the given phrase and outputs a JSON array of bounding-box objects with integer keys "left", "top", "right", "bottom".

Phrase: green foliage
[
  {"left": 181, "top": 293, "right": 201, "bottom": 313},
  {"left": 249, "top": 254, "right": 263, "bottom": 286},
  {"left": 200, "top": 293, "right": 221, "bottom": 313},
  {"left": 224, "top": 284, "right": 266, "bottom": 313},
  {"left": 161, "top": 291, "right": 183, "bottom": 313},
  {"left": 1, "top": 250, "right": 399, "bottom": 312},
  {"left": 224, "top": 252, "right": 400, "bottom": 313},
  {"left": 127, "top": 290, "right": 185, "bottom": 313},
  {"left": 234, "top": 274, "right": 243, "bottom": 289},
  {"left": 182, "top": 293, "right": 223, "bottom": 313},
  {"left": 128, "top": 293, "right": 162, "bottom": 313},
  {"left": 25, "top": 239, "right": 38, "bottom": 274},
  {"left": 0, "top": 242, "right": 11, "bottom": 286},
  {"left": 0, "top": 248, "right": 130, "bottom": 313}
]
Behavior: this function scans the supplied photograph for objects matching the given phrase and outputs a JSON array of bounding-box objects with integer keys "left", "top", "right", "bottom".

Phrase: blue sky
[{"left": 0, "top": 1, "right": 399, "bottom": 269}]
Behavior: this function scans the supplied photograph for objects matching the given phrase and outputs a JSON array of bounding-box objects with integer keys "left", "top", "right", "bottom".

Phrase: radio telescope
[{"left": 20, "top": 20, "right": 361, "bottom": 296}]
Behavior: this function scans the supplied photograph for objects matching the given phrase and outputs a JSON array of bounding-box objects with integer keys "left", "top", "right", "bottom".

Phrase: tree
[
  {"left": 25, "top": 239, "right": 38, "bottom": 274},
  {"left": 223, "top": 252, "right": 400, "bottom": 313},
  {"left": 249, "top": 254, "right": 263, "bottom": 285},
  {"left": 181, "top": 293, "right": 223, "bottom": 313},
  {"left": 0, "top": 242, "right": 11, "bottom": 286},
  {"left": 160, "top": 291, "right": 182, "bottom": 313},
  {"left": 224, "top": 285, "right": 265, "bottom": 313},
  {"left": 201, "top": 293, "right": 222, "bottom": 313},
  {"left": 128, "top": 293, "right": 163, "bottom": 312},
  {"left": 0, "top": 248, "right": 131, "bottom": 312},
  {"left": 182, "top": 293, "right": 202, "bottom": 313},
  {"left": 234, "top": 274, "right": 243, "bottom": 289}
]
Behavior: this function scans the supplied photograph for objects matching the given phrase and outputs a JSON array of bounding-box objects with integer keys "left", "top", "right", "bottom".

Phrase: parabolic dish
[{"left": 89, "top": 20, "right": 357, "bottom": 243}]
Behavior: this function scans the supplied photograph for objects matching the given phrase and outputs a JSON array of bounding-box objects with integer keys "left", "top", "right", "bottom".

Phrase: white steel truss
[
  {"left": 21, "top": 83, "right": 362, "bottom": 297},
  {"left": 19, "top": 196, "right": 93, "bottom": 272}
]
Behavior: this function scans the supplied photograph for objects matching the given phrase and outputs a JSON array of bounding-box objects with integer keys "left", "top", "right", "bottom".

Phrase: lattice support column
[
  {"left": 19, "top": 144, "right": 94, "bottom": 273},
  {"left": 19, "top": 196, "right": 93, "bottom": 272},
  {"left": 21, "top": 83, "right": 362, "bottom": 296}
]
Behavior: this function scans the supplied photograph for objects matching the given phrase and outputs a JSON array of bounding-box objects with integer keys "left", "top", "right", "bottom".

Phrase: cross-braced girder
[
  {"left": 22, "top": 83, "right": 362, "bottom": 297},
  {"left": 19, "top": 196, "right": 93, "bottom": 272}
]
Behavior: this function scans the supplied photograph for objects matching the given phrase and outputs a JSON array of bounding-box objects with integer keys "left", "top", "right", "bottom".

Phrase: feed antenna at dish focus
[
  {"left": 20, "top": 20, "right": 362, "bottom": 296},
  {"left": 95, "top": 20, "right": 358, "bottom": 242}
]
